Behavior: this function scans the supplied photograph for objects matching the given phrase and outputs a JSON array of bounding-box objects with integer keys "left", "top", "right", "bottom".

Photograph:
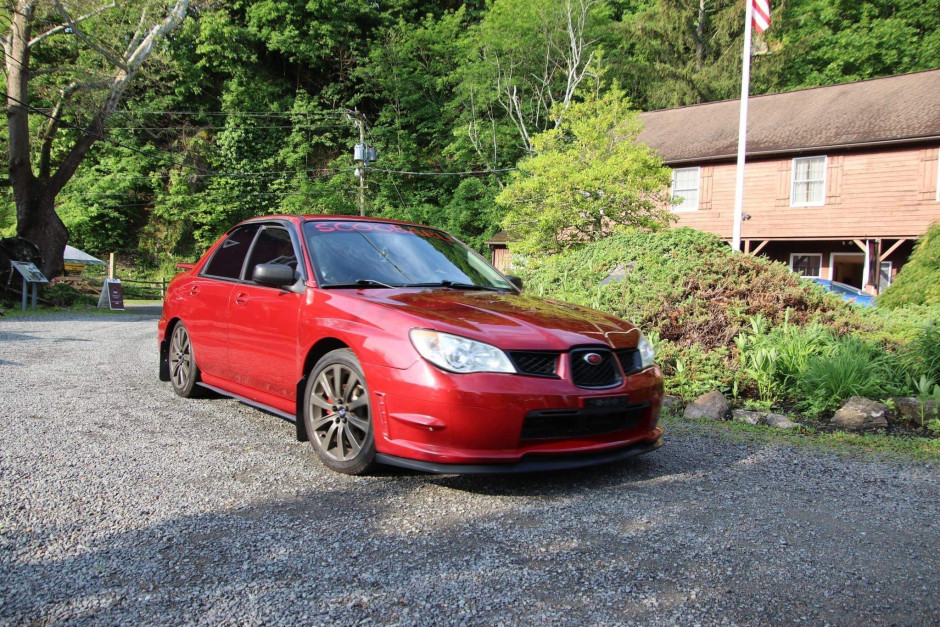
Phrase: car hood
[{"left": 352, "top": 289, "right": 642, "bottom": 350}]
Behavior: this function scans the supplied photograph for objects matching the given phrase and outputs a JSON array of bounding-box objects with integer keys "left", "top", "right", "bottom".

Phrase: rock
[
  {"left": 683, "top": 391, "right": 729, "bottom": 420},
  {"left": 832, "top": 397, "right": 889, "bottom": 431},
  {"left": 763, "top": 413, "right": 801, "bottom": 429},
  {"left": 662, "top": 396, "right": 682, "bottom": 413},
  {"left": 732, "top": 410, "right": 762, "bottom": 425},
  {"left": 892, "top": 397, "right": 939, "bottom": 424}
]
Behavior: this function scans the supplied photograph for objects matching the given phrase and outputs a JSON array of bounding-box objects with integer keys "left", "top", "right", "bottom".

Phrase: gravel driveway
[{"left": 1, "top": 313, "right": 938, "bottom": 626}]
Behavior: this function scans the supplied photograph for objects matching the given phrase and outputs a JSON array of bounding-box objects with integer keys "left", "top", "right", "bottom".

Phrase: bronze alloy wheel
[
  {"left": 304, "top": 349, "right": 376, "bottom": 474},
  {"left": 168, "top": 323, "right": 201, "bottom": 397}
]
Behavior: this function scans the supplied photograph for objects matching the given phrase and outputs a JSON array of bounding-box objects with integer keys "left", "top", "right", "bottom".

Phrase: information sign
[
  {"left": 10, "top": 261, "right": 49, "bottom": 311},
  {"left": 11, "top": 261, "right": 49, "bottom": 284},
  {"left": 97, "top": 279, "right": 125, "bottom": 311}
]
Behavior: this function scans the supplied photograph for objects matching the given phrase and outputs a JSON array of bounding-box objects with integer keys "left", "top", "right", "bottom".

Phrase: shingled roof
[{"left": 637, "top": 69, "right": 940, "bottom": 165}]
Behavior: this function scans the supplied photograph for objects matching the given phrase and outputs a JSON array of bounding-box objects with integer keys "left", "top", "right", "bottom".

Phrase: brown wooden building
[{"left": 490, "top": 70, "right": 940, "bottom": 292}]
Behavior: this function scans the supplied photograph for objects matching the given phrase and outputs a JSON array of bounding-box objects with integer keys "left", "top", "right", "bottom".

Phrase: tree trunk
[
  {"left": 16, "top": 191, "right": 69, "bottom": 279},
  {"left": 695, "top": 0, "right": 706, "bottom": 71},
  {"left": 4, "top": 0, "right": 189, "bottom": 280}
]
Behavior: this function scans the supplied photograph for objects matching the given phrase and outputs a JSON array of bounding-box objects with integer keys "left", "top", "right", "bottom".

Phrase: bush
[
  {"left": 796, "top": 336, "right": 899, "bottom": 416},
  {"left": 879, "top": 222, "right": 940, "bottom": 308},
  {"left": 655, "top": 340, "right": 735, "bottom": 400},
  {"left": 898, "top": 322, "right": 940, "bottom": 388},
  {"left": 516, "top": 228, "right": 937, "bottom": 412},
  {"left": 518, "top": 228, "right": 867, "bottom": 352},
  {"left": 42, "top": 282, "right": 98, "bottom": 307},
  {"left": 735, "top": 312, "right": 834, "bottom": 402}
]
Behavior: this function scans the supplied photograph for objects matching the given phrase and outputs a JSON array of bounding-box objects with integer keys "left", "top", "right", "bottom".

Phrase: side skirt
[{"left": 197, "top": 382, "right": 296, "bottom": 424}]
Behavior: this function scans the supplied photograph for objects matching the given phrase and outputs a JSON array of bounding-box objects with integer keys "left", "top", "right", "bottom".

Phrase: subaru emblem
[{"left": 584, "top": 353, "right": 604, "bottom": 366}]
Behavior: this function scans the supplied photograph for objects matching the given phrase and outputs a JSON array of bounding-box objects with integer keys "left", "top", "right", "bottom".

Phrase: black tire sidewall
[{"left": 304, "top": 349, "right": 376, "bottom": 475}]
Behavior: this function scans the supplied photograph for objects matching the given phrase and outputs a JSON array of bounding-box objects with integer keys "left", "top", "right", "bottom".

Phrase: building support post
[{"left": 865, "top": 239, "right": 882, "bottom": 294}]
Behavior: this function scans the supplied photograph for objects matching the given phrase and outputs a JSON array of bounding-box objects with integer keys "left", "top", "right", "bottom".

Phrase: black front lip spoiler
[{"left": 374, "top": 437, "right": 664, "bottom": 475}]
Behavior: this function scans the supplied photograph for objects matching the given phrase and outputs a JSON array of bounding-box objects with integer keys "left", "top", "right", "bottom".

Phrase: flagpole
[{"left": 731, "top": 1, "right": 755, "bottom": 252}]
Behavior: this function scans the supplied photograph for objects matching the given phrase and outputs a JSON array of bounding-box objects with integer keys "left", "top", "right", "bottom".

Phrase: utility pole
[
  {"left": 354, "top": 115, "right": 367, "bottom": 216},
  {"left": 348, "top": 111, "right": 376, "bottom": 217}
]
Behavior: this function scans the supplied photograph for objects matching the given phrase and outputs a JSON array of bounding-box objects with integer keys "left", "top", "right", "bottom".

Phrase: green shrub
[
  {"left": 42, "top": 282, "right": 98, "bottom": 307},
  {"left": 518, "top": 228, "right": 866, "bottom": 352},
  {"left": 734, "top": 312, "right": 835, "bottom": 404},
  {"left": 796, "top": 336, "right": 898, "bottom": 416},
  {"left": 897, "top": 322, "right": 940, "bottom": 388},
  {"left": 653, "top": 339, "right": 734, "bottom": 400},
  {"left": 879, "top": 222, "right": 940, "bottom": 308}
]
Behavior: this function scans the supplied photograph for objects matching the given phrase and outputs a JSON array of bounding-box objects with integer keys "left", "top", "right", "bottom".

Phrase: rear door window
[{"left": 202, "top": 225, "right": 260, "bottom": 280}]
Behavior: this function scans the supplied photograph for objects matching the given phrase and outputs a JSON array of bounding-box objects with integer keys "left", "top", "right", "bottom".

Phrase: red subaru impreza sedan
[{"left": 159, "top": 215, "right": 663, "bottom": 474}]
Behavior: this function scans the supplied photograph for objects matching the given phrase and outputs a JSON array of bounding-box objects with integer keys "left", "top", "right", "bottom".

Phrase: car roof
[{"left": 240, "top": 214, "right": 437, "bottom": 230}]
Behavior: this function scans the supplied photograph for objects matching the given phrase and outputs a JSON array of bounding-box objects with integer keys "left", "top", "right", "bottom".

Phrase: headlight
[
  {"left": 637, "top": 333, "right": 656, "bottom": 369},
  {"left": 409, "top": 329, "right": 516, "bottom": 374}
]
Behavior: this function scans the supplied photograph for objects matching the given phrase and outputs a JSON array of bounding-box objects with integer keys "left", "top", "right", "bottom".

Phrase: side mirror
[
  {"left": 506, "top": 275, "right": 523, "bottom": 291},
  {"left": 252, "top": 263, "right": 295, "bottom": 288}
]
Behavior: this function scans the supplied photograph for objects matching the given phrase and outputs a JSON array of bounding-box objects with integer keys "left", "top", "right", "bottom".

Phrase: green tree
[
  {"left": 496, "top": 87, "right": 672, "bottom": 254},
  {"left": 2, "top": 0, "right": 190, "bottom": 277},
  {"left": 754, "top": 0, "right": 940, "bottom": 93},
  {"left": 606, "top": 0, "right": 747, "bottom": 110},
  {"left": 452, "top": 0, "right": 613, "bottom": 161}
]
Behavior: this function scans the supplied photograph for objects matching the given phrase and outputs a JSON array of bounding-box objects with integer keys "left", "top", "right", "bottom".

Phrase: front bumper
[{"left": 366, "top": 358, "right": 664, "bottom": 467}]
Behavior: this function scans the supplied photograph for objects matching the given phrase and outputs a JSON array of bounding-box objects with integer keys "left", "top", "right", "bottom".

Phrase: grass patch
[{"left": 659, "top": 410, "right": 940, "bottom": 462}]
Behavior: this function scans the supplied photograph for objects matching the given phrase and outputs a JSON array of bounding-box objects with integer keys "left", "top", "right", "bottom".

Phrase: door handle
[
  {"left": 189, "top": 286, "right": 200, "bottom": 296},
  {"left": 234, "top": 292, "right": 248, "bottom": 306}
]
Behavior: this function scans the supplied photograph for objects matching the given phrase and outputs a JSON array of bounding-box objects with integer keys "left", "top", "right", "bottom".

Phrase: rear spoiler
[{"left": 176, "top": 262, "right": 196, "bottom": 270}]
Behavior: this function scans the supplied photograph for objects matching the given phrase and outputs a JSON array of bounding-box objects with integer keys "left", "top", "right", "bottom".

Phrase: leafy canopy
[
  {"left": 496, "top": 87, "right": 672, "bottom": 254},
  {"left": 879, "top": 223, "right": 940, "bottom": 308}
]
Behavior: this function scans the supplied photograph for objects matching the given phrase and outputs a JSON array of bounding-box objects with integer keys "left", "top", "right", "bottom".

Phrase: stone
[
  {"left": 892, "top": 397, "right": 939, "bottom": 424},
  {"left": 732, "top": 409, "right": 762, "bottom": 425},
  {"left": 831, "top": 396, "right": 889, "bottom": 431},
  {"left": 662, "top": 396, "right": 682, "bottom": 413},
  {"left": 763, "top": 413, "right": 802, "bottom": 429},
  {"left": 683, "top": 390, "right": 729, "bottom": 420}
]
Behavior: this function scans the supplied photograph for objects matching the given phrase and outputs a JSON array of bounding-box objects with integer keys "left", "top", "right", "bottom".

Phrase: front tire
[
  {"left": 303, "top": 349, "right": 376, "bottom": 475},
  {"left": 168, "top": 322, "right": 201, "bottom": 398}
]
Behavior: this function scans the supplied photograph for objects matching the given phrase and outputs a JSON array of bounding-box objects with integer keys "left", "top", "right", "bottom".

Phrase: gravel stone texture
[{"left": 1, "top": 313, "right": 939, "bottom": 626}]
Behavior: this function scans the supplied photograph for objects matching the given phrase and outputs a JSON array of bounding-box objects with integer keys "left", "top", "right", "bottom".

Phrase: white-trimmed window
[
  {"left": 670, "top": 167, "right": 700, "bottom": 212},
  {"left": 791, "top": 156, "right": 827, "bottom": 207},
  {"left": 790, "top": 253, "right": 822, "bottom": 278}
]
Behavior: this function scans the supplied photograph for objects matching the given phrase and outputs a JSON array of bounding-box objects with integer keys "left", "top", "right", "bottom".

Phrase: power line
[
  {"left": 1, "top": 89, "right": 210, "bottom": 176},
  {"left": 110, "top": 110, "right": 351, "bottom": 118},
  {"left": 372, "top": 166, "right": 517, "bottom": 176},
  {"left": 2, "top": 91, "right": 517, "bottom": 193}
]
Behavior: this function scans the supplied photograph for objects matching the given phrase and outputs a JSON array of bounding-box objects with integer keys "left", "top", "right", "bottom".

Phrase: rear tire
[
  {"left": 168, "top": 323, "right": 202, "bottom": 398},
  {"left": 303, "top": 349, "right": 376, "bottom": 475}
]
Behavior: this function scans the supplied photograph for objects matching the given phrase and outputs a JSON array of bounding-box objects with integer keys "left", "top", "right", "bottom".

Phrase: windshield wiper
[
  {"left": 321, "top": 279, "right": 398, "bottom": 289},
  {"left": 405, "top": 280, "right": 505, "bottom": 292}
]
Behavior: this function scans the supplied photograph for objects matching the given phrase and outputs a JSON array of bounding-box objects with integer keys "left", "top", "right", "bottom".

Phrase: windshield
[{"left": 303, "top": 221, "right": 515, "bottom": 290}]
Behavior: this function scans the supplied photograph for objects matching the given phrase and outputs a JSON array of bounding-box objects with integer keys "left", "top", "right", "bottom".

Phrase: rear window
[{"left": 203, "top": 225, "right": 260, "bottom": 280}]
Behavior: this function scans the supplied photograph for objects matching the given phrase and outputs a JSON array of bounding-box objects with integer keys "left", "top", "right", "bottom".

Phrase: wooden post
[
  {"left": 108, "top": 253, "right": 116, "bottom": 279},
  {"left": 864, "top": 239, "right": 881, "bottom": 295}
]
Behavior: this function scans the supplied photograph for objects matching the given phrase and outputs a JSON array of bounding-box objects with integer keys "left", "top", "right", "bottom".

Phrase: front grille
[
  {"left": 508, "top": 351, "right": 559, "bottom": 378},
  {"left": 520, "top": 401, "right": 649, "bottom": 439},
  {"left": 570, "top": 348, "right": 622, "bottom": 388},
  {"left": 616, "top": 349, "right": 642, "bottom": 375}
]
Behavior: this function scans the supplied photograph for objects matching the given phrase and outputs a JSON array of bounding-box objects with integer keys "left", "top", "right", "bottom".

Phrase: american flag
[{"left": 751, "top": 0, "right": 771, "bottom": 33}]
